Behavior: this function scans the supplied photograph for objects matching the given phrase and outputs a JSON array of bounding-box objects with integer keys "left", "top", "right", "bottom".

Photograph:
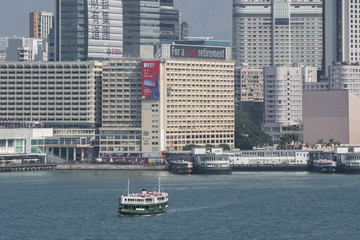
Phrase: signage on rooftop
[{"left": 170, "top": 45, "right": 226, "bottom": 60}]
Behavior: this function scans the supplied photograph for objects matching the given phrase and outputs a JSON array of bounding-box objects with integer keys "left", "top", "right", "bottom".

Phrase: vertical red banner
[{"left": 142, "top": 61, "right": 160, "bottom": 99}]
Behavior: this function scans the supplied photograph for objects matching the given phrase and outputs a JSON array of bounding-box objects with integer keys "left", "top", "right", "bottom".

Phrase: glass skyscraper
[
  {"left": 55, "top": 0, "right": 123, "bottom": 61},
  {"left": 122, "top": 0, "right": 186, "bottom": 57}
]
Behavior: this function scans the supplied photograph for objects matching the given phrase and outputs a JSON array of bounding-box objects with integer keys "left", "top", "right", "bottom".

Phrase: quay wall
[
  {"left": 231, "top": 164, "right": 308, "bottom": 172},
  {"left": 0, "top": 164, "right": 56, "bottom": 172},
  {"left": 55, "top": 164, "right": 167, "bottom": 171}
]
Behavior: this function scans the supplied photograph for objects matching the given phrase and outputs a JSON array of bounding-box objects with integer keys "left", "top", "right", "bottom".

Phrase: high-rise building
[
  {"left": 234, "top": 65, "right": 264, "bottom": 128},
  {"left": 122, "top": 0, "right": 187, "bottom": 58},
  {"left": 29, "top": 11, "right": 53, "bottom": 39},
  {"left": 55, "top": 0, "right": 123, "bottom": 61},
  {"left": 232, "top": 0, "right": 323, "bottom": 69},
  {"left": 329, "top": 65, "right": 360, "bottom": 96},
  {"left": 0, "top": 61, "right": 102, "bottom": 141},
  {"left": 143, "top": 42, "right": 234, "bottom": 152},
  {"left": 98, "top": 42, "right": 234, "bottom": 157},
  {"left": 5, "top": 37, "right": 45, "bottom": 62},
  {"left": 324, "top": 1, "right": 360, "bottom": 71},
  {"left": 234, "top": 66, "right": 263, "bottom": 105},
  {"left": 262, "top": 64, "right": 317, "bottom": 144},
  {"left": 100, "top": 59, "right": 143, "bottom": 156}
]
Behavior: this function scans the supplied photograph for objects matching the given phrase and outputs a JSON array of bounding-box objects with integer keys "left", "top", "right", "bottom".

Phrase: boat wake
[{"left": 168, "top": 202, "right": 233, "bottom": 214}]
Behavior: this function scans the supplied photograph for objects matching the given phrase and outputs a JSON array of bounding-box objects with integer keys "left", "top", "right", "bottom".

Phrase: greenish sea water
[{"left": 1, "top": 170, "right": 360, "bottom": 240}]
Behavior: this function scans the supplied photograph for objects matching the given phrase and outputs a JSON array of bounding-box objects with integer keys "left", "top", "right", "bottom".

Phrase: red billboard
[{"left": 142, "top": 61, "right": 160, "bottom": 99}]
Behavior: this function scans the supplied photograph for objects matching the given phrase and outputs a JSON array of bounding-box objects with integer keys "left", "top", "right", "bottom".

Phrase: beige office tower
[
  {"left": 100, "top": 59, "right": 143, "bottom": 157},
  {"left": 99, "top": 43, "right": 234, "bottom": 157},
  {"left": 142, "top": 43, "right": 235, "bottom": 152},
  {"left": 233, "top": 0, "right": 323, "bottom": 69}
]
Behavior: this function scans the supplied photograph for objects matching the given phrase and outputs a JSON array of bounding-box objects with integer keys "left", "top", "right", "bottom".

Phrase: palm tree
[
  {"left": 280, "top": 134, "right": 291, "bottom": 150},
  {"left": 325, "top": 142, "right": 332, "bottom": 150},
  {"left": 290, "top": 133, "right": 300, "bottom": 149},
  {"left": 328, "top": 138, "right": 335, "bottom": 150},
  {"left": 317, "top": 139, "right": 324, "bottom": 150}
]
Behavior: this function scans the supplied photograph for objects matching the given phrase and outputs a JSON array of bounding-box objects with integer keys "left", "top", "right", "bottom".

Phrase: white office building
[
  {"left": 262, "top": 64, "right": 317, "bottom": 144},
  {"left": 324, "top": 0, "right": 360, "bottom": 71},
  {"left": 233, "top": 0, "right": 323, "bottom": 69}
]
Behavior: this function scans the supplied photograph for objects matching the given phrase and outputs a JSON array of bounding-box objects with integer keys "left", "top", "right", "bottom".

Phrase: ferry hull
[
  {"left": 313, "top": 167, "right": 336, "bottom": 173},
  {"left": 231, "top": 165, "right": 308, "bottom": 172},
  {"left": 337, "top": 166, "right": 360, "bottom": 174},
  {"left": 119, "top": 202, "right": 168, "bottom": 216},
  {"left": 119, "top": 208, "right": 168, "bottom": 216},
  {"left": 193, "top": 167, "right": 232, "bottom": 175}
]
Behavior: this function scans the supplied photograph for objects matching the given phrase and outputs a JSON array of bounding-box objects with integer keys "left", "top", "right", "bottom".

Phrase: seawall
[
  {"left": 231, "top": 165, "right": 308, "bottom": 172},
  {"left": 55, "top": 164, "right": 167, "bottom": 171}
]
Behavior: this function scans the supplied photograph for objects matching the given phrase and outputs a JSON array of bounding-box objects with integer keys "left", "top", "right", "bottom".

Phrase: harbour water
[{"left": 1, "top": 170, "right": 360, "bottom": 240}]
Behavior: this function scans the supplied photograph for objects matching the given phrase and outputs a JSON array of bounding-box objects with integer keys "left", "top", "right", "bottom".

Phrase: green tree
[
  {"left": 183, "top": 144, "right": 202, "bottom": 151},
  {"left": 316, "top": 139, "right": 325, "bottom": 149},
  {"left": 235, "top": 110, "right": 273, "bottom": 150},
  {"left": 280, "top": 133, "right": 300, "bottom": 150},
  {"left": 310, "top": 143, "right": 317, "bottom": 150},
  {"left": 280, "top": 134, "right": 291, "bottom": 150},
  {"left": 218, "top": 144, "right": 231, "bottom": 150}
]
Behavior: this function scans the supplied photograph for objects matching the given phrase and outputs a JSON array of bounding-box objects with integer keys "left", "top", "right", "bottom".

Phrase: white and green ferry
[{"left": 119, "top": 179, "right": 168, "bottom": 216}]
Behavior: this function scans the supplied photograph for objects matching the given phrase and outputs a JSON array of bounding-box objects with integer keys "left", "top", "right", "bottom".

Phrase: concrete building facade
[
  {"left": 263, "top": 64, "right": 317, "bottom": 144},
  {"left": 329, "top": 65, "right": 360, "bottom": 96},
  {"left": 0, "top": 61, "right": 102, "bottom": 141},
  {"left": 324, "top": 0, "right": 360, "bottom": 71},
  {"left": 303, "top": 90, "right": 360, "bottom": 145},
  {"left": 0, "top": 128, "right": 53, "bottom": 155},
  {"left": 234, "top": 65, "right": 263, "bottom": 106},
  {"left": 99, "top": 42, "right": 234, "bottom": 157},
  {"left": 100, "top": 59, "right": 143, "bottom": 157},
  {"left": 233, "top": 0, "right": 323, "bottom": 69}
]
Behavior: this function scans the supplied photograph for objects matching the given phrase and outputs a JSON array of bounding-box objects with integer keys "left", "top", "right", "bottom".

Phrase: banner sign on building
[
  {"left": 142, "top": 61, "right": 160, "bottom": 99},
  {"left": 87, "top": 0, "right": 123, "bottom": 59},
  {"left": 170, "top": 45, "right": 226, "bottom": 60}
]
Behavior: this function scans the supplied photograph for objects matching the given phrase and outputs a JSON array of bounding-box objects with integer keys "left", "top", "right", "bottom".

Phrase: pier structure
[{"left": 0, "top": 164, "right": 56, "bottom": 172}]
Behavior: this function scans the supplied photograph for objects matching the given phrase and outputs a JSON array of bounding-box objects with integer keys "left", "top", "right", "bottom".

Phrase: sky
[{"left": 0, "top": 0, "right": 232, "bottom": 41}]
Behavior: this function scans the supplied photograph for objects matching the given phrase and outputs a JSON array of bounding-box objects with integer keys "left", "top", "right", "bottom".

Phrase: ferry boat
[
  {"left": 193, "top": 154, "right": 232, "bottom": 174},
  {"left": 119, "top": 179, "right": 168, "bottom": 216},
  {"left": 169, "top": 160, "right": 193, "bottom": 174},
  {"left": 313, "top": 159, "right": 337, "bottom": 173},
  {"left": 337, "top": 159, "right": 360, "bottom": 174}
]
